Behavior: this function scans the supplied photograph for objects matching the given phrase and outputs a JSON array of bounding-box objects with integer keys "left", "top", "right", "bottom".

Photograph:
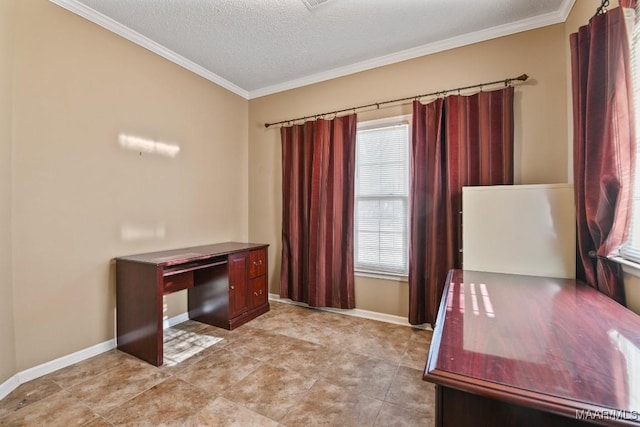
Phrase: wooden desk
[
  {"left": 116, "top": 242, "right": 269, "bottom": 366},
  {"left": 424, "top": 269, "right": 640, "bottom": 426}
]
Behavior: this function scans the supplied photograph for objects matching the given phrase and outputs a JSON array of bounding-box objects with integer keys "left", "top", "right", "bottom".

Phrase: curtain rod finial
[{"left": 517, "top": 74, "right": 529, "bottom": 82}]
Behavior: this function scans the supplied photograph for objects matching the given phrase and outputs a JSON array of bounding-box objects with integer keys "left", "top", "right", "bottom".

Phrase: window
[
  {"left": 354, "top": 116, "right": 410, "bottom": 277},
  {"left": 621, "top": 5, "right": 640, "bottom": 263}
]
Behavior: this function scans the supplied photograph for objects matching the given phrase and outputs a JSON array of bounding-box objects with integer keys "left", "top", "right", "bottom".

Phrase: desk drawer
[
  {"left": 250, "top": 276, "right": 267, "bottom": 307},
  {"left": 163, "top": 271, "right": 193, "bottom": 294},
  {"left": 249, "top": 249, "right": 267, "bottom": 278}
]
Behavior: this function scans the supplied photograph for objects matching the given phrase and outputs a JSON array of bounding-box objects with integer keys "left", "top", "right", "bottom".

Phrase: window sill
[
  {"left": 610, "top": 256, "right": 640, "bottom": 278},
  {"left": 355, "top": 269, "right": 408, "bottom": 282}
]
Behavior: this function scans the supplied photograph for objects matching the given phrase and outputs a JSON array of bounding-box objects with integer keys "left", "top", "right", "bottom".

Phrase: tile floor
[{"left": 0, "top": 301, "right": 435, "bottom": 426}]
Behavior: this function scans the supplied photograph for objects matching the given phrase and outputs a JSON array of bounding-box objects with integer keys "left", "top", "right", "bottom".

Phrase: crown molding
[
  {"left": 49, "top": 0, "right": 575, "bottom": 100},
  {"left": 248, "top": 1, "right": 576, "bottom": 99},
  {"left": 49, "top": 0, "right": 250, "bottom": 99},
  {"left": 558, "top": 0, "right": 577, "bottom": 22}
]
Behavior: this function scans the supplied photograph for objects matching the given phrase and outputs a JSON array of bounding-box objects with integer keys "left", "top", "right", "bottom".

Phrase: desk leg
[
  {"left": 116, "top": 260, "right": 163, "bottom": 366},
  {"left": 435, "top": 385, "right": 443, "bottom": 427}
]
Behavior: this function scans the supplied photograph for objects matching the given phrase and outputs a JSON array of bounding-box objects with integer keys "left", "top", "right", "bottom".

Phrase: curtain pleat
[
  {"left": 280, "top": 115, "right": 357, "bottom": 309},
  {"left": 409, "top": 88, "right": 514, "bottom": 326},
  {"left": 570, "top": 5, "right": 636, "bottom": 304},
  {"left": 409, "top": 99, "right": 445, "bottom": 326}
]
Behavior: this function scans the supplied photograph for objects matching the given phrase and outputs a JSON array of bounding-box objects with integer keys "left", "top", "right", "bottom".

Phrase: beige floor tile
[
  {"left": 344, "top": 321, "right": 414, "bottom": 364},
  {"left": 159, "top": 323, "right": 232, "bottom": 375},
  {"left": 245, "top": 304, "right": 363, "bottom": 353},
  {"left": 298, "top": 323, "right": 357, "bottom": 348},
  {"left": 280, "top": 379, "right": 383, "bottom": 427},
  {"left": 363, "top": 319, "right": 416, "bottom": 336},
  {"left": 81, "top": 416, "right": 113, "bottom": 427},
  {"left": 104, "top": 377, "right": 210, "bottom": 426},
  {"left": 245, "top": 311, "right": 310, "bottom": 334},
  {"left": 305, "top": 309, "right": 369, "bottom": 331},
  {"left": 162, "top": 327, "right": 225, "bottom": 367},
  {"left": 248, "top": 301, "right": 289, "bottom": 318},
  {"left": 157, "top": 345, "right": 220, "bottom": 376},
  {"left": 385, "top": 366, "right": 436, "bottom": 415},
  {"left": 223, "top": 364, "right": 316, "bottom": 421},
  {"left": 171, "top": 396, "right": 281, "bottom": 427},
  {"left": 401, "top": 329, "right": 432, "bottom": 370},
  {"left": 176, "top": 348, "right": 262, "bottom": 395},
  {"left": 322, "top": 351, "right": 398, "bottom": 400},
  {"left": 250, "top": 302, "right": 318, "bottom": 332},
  {"left": 67, "top": 356, "right": 170, "bottom": 415},
  {"left": 0, "top": 377, "right": 62, "bottom": 419},
  {"left": 409, "top": 327, "right": 433, "bottom": 344},
  {"left": 224, "top": 327, "right": 294, "bottom": 362},
  {"left": 261, "top": 318, "right": 355, "bottom": 349},
  {"left": 374, "top": 401, "right": 434, "bottom": 427},
  {"left": 270, "top": 302, "right": 317, "bottom": 317},
  {"left": 243, "top": 311, "right": 300, "bottom": 333},
  {"left": 267, "top": 337, "right": 342, "bottom": 379},
  {"left": 44, "top": 350, "right": 129, "bottom": 389},
  {"left": 169, "top": 321, "right": 234, "bottom": 343},
  {"left": 0, "top": 391, "right": 98, "bottom": 427}
]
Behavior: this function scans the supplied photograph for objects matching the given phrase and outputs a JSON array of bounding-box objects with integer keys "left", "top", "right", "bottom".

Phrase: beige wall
[
  {"left": 248, "top": 24, "right": 569, "bottom": 317},
  {"left": 623, "top": 274, "right": 640, "bottom": 315},
  {"left": 10, "top": 0, "right": 249, "bottom": 371},
  {"left": 0, "top": 0, "right": 17, "bottom": 384}
]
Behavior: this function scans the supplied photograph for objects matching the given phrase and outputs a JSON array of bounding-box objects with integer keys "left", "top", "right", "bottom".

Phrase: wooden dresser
[
  {"left": 116, "top": 242, "right": 269, "bottom": 366},
  {"left": 424, "top": 269, "right": 640, "bottom": 426}
]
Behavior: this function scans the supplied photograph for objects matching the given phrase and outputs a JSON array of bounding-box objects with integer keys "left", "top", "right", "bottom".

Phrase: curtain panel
[
  {"left": 570, "top": 4, "right": 636, "bottom": 304},
  {"left": 280, "top": 115, "right": 357, "bottom": 309},
  {"left": 409, "top": 99, "right": 446, "bottom": 326},
  {"left": 409, "top": 88, "right": 514, "bottom": 326}
]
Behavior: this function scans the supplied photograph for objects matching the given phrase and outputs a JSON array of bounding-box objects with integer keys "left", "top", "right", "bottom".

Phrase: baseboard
[
  {"left": 17, "top": 339, "right": 117, "bottom": 384},
  {"left": 163, "top": 312, "right": 189, "bottom": 329},
  {"left": 268, "top": 293, "right": 431, "bottom": 330},
  {"left": 0, "top": 374, "right": 20, "bottom": 401},
  {"left": 0, "top": 312, "right": 189, "bottom": 402}
]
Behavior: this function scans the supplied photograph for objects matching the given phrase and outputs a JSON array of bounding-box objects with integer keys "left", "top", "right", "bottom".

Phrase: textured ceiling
[{"left": 51, "top": 0, "right": 575, "bottom": 98}]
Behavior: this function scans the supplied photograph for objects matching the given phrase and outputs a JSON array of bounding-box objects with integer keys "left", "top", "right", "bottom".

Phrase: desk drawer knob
[
  {"left": 253, "top": 260, "right": 263, "bottom": 266},
  {"left": 230, "top": 285, "right": 235, "bottom": 290}
]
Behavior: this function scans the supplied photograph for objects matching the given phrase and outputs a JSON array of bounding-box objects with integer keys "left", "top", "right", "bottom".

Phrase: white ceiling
[{"left": 50, "top": 0, "right": 575, "bottom": 99}]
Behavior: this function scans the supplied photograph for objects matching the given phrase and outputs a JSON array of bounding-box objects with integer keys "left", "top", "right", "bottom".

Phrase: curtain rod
[
  {"left": 264, "top": 73, "right": 529, "bottom": 129},
  {"left": 594, "top": 0, "right": 609, "bottom": 17}
]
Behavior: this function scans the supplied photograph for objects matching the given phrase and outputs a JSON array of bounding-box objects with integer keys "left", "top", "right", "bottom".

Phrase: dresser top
[
  {"left": 115, "top": 242, "right": 268, "bottom": 266},
  {"left": 424, "top": 269, "right": 640, "bottom": 423}
]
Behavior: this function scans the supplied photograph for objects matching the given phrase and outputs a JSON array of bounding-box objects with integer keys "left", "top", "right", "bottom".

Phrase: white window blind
[
  {"left": 355, "top": 119, "right": 409, "bottom": 275},
  {"left": 621, "top": 5, "right": 640, "bottom": 263}
]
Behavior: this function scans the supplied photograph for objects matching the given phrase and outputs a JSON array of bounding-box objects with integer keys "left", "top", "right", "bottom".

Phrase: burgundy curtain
[
  {"left": 570, "top": 4, "right": 636, "bottom": 304},
  {"left": 409, "top": 88, "right": 514, "bottom": 326},
  {"left": 409, "top": 99, "right": 445, "bottom": 326},
  {"left": 280, "top": 115, "right": 357, "bottom": 309}
]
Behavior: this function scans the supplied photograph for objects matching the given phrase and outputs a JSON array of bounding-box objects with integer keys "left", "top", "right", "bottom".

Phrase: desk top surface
[
  {"left": 115, "top": 242, "right": 268, "bottom": 266},
  {"left": 424, "top": 269, "right": 640, "bottom": 423}
]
